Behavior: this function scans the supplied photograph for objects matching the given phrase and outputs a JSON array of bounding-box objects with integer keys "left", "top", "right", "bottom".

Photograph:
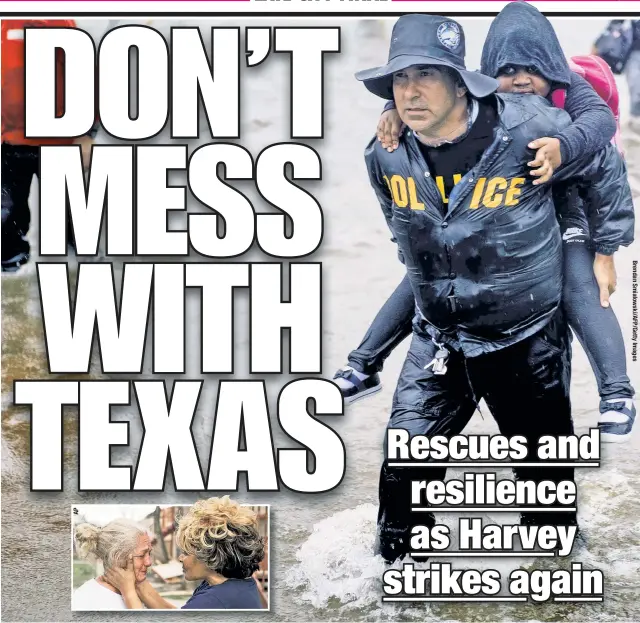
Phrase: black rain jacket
[{"left": 366, "top": 93, "right": 634, "bottom": 356}]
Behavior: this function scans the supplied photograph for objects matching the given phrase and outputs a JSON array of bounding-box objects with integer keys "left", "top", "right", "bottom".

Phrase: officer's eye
[{"left": 393, "top": 72, "right": 408, "bottom": 81}]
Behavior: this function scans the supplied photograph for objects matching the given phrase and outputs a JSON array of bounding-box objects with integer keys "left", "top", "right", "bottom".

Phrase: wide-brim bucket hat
[{"left": 355, "top": 15, "right": 498, "bottom": 99}]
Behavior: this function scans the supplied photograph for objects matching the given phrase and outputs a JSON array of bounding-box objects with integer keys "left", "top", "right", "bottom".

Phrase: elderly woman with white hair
[
  {"left": 104, "top": 496, "right": 265, "bottom": 610},
  {"left": 73, "top": 519, "right": 153, "bottom": 610}
]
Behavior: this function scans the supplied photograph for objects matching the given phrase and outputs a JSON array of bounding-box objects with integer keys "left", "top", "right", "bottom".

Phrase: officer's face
[
  {"left": 496, "top": 65, "right": 551, "bottom": 98},
  {"left": 393, "top": 65, "right": 467, "bottom": 135}
]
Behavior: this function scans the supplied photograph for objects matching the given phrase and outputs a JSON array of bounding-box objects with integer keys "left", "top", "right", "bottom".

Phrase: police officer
[
  {"left": 355, "top": 15, "right": 634, "bottom": 563},
  {"left": 1, "top": 19, "right": 96, "bottom": 272}
]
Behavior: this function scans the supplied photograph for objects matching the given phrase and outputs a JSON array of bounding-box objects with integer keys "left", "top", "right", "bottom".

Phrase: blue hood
[{"left": 480, "top": 2, "right": 572, "bottom": 88}]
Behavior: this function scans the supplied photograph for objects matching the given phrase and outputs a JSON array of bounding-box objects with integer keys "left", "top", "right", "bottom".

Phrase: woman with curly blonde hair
[{"left": 104, "top": 497, "right": 266, "bottom": 610}]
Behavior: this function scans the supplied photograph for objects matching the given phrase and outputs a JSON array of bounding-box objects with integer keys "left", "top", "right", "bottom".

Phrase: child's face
[{"left": 496, "top": 65, "right": 551, "bottom": 98}]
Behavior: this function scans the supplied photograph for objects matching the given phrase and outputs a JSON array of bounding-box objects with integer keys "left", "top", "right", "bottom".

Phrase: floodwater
[{"left": 2, "top": 17, "right": 639, "bottom": 622}]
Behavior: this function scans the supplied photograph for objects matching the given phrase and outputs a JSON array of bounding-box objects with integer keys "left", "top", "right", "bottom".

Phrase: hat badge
[{"left": 437, "top": 22, "right": 460, "bottom": 50}]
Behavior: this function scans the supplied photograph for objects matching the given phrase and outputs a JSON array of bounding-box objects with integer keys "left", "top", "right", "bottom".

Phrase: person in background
[
  {"left": 592, "top": 20, "right": 640, "bottom": 130},
  {"left": 104, "top": 496, "right": 266, "bottom": 610},
  {"left": 1, "top": 19, "right": 96, "bottom": 273},
  {"left": 625, "top": 21, "right": 640, "bottom": 130}
]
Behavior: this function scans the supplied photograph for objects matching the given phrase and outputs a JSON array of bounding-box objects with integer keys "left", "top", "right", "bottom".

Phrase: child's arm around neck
[{"left": 554, "top": 71, "right": 617, "bottom": 165}]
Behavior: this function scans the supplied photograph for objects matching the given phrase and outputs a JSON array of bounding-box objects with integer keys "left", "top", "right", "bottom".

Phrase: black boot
[{"left": 374, "top": 518, "right": 412, "bottom": 564}]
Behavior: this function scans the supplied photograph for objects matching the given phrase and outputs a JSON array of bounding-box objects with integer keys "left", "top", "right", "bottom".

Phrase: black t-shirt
[
  {"left": 417, "top": 98, "right": 498, "bottom": 207},
  {"left": 181, "top": 578, "right": 262, "bottom": 609}
]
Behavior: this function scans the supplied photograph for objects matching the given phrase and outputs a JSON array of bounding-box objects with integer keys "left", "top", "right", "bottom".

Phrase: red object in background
[
  {"left": 1, "top": 19, "right": 78, "bottom": 145},
  {"left": 551, "top": 54, "right": 623, "bottom": 156}
]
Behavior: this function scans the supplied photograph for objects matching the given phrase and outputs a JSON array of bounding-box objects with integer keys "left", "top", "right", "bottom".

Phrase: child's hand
[
  {"left": 527, "top": 137, "right": 562, "bottom": 185},
  {"left": 377, "top": 109, "right": 404, "bottom": 152},
  {"left": 593, "top": 253, "right": 617, "bottom": 308}
]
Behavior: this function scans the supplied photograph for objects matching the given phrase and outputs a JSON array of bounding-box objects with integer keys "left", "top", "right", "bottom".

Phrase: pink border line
[
  {"left": 6, "top": 1, "right": 252, "bottom": 2},
  {"left": 392, "top": 1, "right": 629, "bottom": 2}
]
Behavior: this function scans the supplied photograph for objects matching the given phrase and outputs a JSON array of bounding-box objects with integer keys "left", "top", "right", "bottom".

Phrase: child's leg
[
  {"left": 347, "top": 274, "right": 414, "bottom": 374},
  {"left": 563, "top": 240, "right": 633, "bottom": 402},
  {"left": 561, "top": 217, "right": 635, "bottom": 442},
  {"left": 333, "top": 275, "right": 414, "bottom": 404}
]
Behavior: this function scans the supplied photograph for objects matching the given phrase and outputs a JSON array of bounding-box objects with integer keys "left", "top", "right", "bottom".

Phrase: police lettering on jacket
[{"left": 383, "top": 173, "right": 527, "bottom": 209}]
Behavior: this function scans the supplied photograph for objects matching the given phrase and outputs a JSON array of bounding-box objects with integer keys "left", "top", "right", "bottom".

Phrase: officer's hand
[
  {"left": 528, "top": 137, "right": 562, "bottom": 185},
  {"left": 377, "top": 109, "right": 404, "bottom": 152},
  {"left": 593, "top": 253, "right": 617, "bottom": 308}
]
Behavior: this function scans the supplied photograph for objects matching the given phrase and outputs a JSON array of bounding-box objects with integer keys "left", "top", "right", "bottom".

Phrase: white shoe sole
[
  {"left": 344, "top": 383, "right": 382, "bottom": 405},
  {"left": 600, "top": 430, "right": 634, "bottom": 444}
]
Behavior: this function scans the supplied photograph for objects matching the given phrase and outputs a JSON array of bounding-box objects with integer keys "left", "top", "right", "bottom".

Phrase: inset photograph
[{"left": 72, "top": 497, "right": 269, "bottom": 611}]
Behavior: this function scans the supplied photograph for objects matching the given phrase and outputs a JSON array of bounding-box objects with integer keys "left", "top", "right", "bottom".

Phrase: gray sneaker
[
  {"left": 332, "top": 367, "right": 382, "bottom": 404},
  {"left": 1, "top": 251, "right": 30, "bottom": 273},
  {"left": 598, "top": 399, "right": 636, "bottom": 443}
]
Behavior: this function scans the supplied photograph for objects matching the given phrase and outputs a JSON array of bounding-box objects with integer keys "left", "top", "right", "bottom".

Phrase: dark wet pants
[
  {"left": 557, "top": 204, "right": 634, "bottom": 403},
  {"left": 1, "top": 143, "right": 75, "bottom": 270},
  {"left": 1, "top": 143, "right": 39, "bottom": 267},
  {"left": 348, "top": 250, "right": 634, "bottom": 405},
  {"left": 377, "top": 312, "right": 576, "bottom": 560}
]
